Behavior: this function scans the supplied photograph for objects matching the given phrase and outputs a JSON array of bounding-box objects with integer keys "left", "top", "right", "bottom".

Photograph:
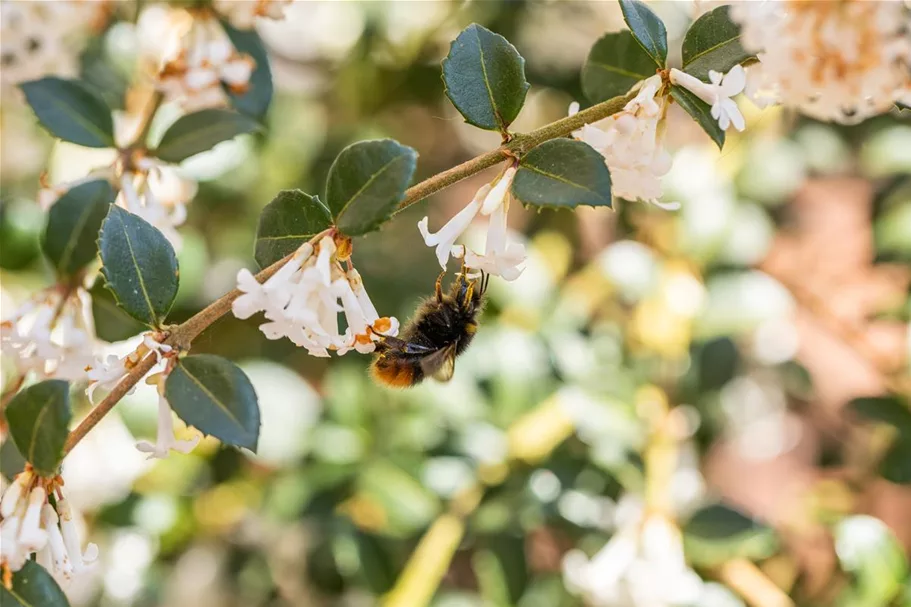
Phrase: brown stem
[
  {"left": 63, "top": 93, "right": 633, "bottom": 454},
  {"left": 395, "top": 91, "right": 632, "bottom": 213}
]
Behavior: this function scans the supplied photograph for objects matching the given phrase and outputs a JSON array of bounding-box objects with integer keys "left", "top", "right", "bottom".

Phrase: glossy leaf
[
  {"left": 442, "top": 23, "right": 530, "bottom": 132},
  {"left": 99, "top": 206, "right": 179, "bottom": 328},
  {"left": 325, "top": 139, "right": 418, "bottom": 236},
  {"left": 255, "top": 190, "right": 332, "bottom": 267},
  {"left": 619, "top": 0, "right": 668, "bottom": 67},
  {"left": 683, "top": 503, "right": 778, "bottom": 566},
  {"left": 671, "top": 84, "right": 725, "bottom": 149},
  {"left": 835, "top": 516, "right": 908, "bottom": 606},
  {"left": 0, "top": 561, "right": 71, "bottom": 607},
  {"left": 165, "top": 354, "right": 260, "bottom": 451},
  {"left": 512, "top": 139, "right": 612, "bottom": 209},
  {"left": 222, "top": 20, "right": 273, "bottom": 119},
  {"left": 19, "top": 77, "right": 115, "bottom": 148},
  {"left": 153, "top": 109, "right": 260, "bottom": 163},
  {"left": 89, "top": 276, "right": 146, "bottom": 342},
  {"left": 5, "top": 380, "right": 71, "bottom": 477},
  {"left": 682, "top": 6, "right": 753, "bottom": 81},
  {"left": 582, "top": 31, "right": 658, "bottom": 104},
  {"left": 41, "top": 179, "right": 114, "bottom": 278}
]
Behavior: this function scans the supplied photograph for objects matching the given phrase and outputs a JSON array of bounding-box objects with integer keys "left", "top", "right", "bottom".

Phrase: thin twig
[{"left": 62, "top": 93, "right": 633, "bottom": 454}]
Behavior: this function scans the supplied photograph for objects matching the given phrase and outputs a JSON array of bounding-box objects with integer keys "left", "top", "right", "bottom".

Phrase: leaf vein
[
  {"left": 27, "top": 399, "right": 53, "bottom": 469},
  {"left": 522, "top": 164, "right": 605, "bottom": 199},
  {"left": 115, "top": 210, "right": 159, "bottom": 326},
  {"left": 334, "top": 155, "right": 405, "bottom": 223},
  {"left": 181, "top": 365, "right": 245, "bottom": 433}
]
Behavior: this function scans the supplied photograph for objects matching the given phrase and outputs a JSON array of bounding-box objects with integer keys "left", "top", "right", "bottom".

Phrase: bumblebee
[{"left": 371, "top": 271, "right": 487, "bottom": 387}]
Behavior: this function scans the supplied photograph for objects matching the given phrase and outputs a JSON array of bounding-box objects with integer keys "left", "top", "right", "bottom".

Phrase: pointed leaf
[
  {"left": 325, "top": 139, "right": 418, "bottom": 236},
  {"left": 683, "top": 503, "right": 778, "bottom": 566},
  {"left": 512, "top": 139, "right": 612, "bottom": 209},
  {"left": 671, "top": 84, "right": 725, "bottom": 149},
  {"left": 255, "top": 190, "right": 332, "bottom": 267},
  {"left": 221, "top": 20, "right": 273, "bottom": 119},
  {"left": 99, "top": 206, "right": 179, "bottom": 328},
  {"left": 0, "top": 561, "right": 71, "bottom": 607},
  {"left": 153, "top": 109, "right": 260, "bottom": 163},
  {"left": 582, "top": 31, "right": 658, "bottom": 104},
  {"left": 165, "top": 354, "right": 260, "bottom": 451},
  {"left": 682, "top": 5, "right": 754, "bottom": 81},
  {"left": 19, "top": 77, "right": 115, "bottom": 148},
  {"left": 41, "top": 179, "right": 114, "bottom": 279},
  {"left": 442, "top": 23, "right": 530, "bottom": 133},
  {"left": 619, "top": 0, "right": 668, "bottom": 67},
  {"left": 5, "top": 380, "right": 71, "bottom": 477}
]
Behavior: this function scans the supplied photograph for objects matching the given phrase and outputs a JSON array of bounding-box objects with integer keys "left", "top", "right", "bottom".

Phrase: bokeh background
[{"left": 1, "top": 2, "right": 910, "bottom": 606}]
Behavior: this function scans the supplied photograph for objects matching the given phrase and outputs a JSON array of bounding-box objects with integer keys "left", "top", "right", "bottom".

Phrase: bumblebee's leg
[{"left": 435, "top": 270, "right": 446, "bottom": 303}]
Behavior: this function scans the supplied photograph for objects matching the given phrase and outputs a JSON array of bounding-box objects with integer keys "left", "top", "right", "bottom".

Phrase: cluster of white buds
[
  {"left": 212, "top": 0, "right": 293, "bottom": 30},
  {"left": 233, "top": 234, "right": 400, "bottom": 357},
  {"left": 418, "top": 164, "right": 527, "bottom": 281},
  {"left": 570, "top": 75, "right": 678, "bottom": 210},
  {"left": 731, "top": 0, "right": 911, "bottom": 123},
  {"left": 157, "top": 13, "right": 256, "bottom": 111},
  {"left": 1, "top": 470, "right": 97, "bottom": 582},
  {"left": 1, "top": 287, "right": 96, "bottom": 382}
]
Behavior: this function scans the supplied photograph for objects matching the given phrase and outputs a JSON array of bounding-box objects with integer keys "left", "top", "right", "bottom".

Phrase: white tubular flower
[
  {"left": 157, "top": 14, "right": 256, "bottom": 111},
  {"left": 419, "top": 166, "right": 527, "bottom": 280},
  {"left": 85, "top": 332, "right": 171, "bottom": 404},
  {"left": 569, "top": 75, "right": 679, "bottom": 210},
  {"left": 135, "top": 389, "right": 201, "bottom": 459},
  {"left": 213, "top": 0, "right": 293, "bottom": 29},
  {"left": 0, "top": 473, "right": 52, "bottom": 573},
  {"left": 1, "top": 287, "right": 97, "bottom": 382},
  {"left": 670, "top": 66, "right": 747, "bottom": 131},
  {"left": 730, "top": 1, "right": 911, "bottom": 123},
  {"left": 41, "top": 505, "right": 73, "bottom": 580},
  {"left": 418, "top": 184, "right": 490, "bottom": 269},
  {"left": 56, "top": 499, "right": 98, "bottom": 573},
  {"left": 232, "top": 237, "right": 398, "bottom": 357},
  {"left": 16, "top": 486, "right": 48, "bottom": 552}
]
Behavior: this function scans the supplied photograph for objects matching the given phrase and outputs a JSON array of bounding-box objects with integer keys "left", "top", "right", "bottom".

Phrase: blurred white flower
[
  {"left": 213, "top": 0, "right": 292, "bottom": 30},
  {"left": 233, "top": 236, "right": 399, "bottom": 356},
  {"left": 570, "top": 75, "right": 679, "bottom": 209},
  {"left": 418, "top": 165, "right": 527, "bottom": 280},
  {"left": 731, "top": 1, "right": 911, "bottom": 123},
  {"left": 1, "top": 287, "right": 96, "bottom": 382},
  {"left": 117, "top": 159, "right": 196, "bottom": 250},
  {"left": 135, "top": 387, "right": 200, "bottom": 460},
  {"left": 1, "top": 470, "right": 98, "bottom": 581},
  {"left": 0, "top": 1, "right": 106, "bottom": 90},
  {"left": 156, "top": 13, "right": 255, "bottom": 111},
  {"left": 670, "top": 66, "right": 747, "bottom": 131}
]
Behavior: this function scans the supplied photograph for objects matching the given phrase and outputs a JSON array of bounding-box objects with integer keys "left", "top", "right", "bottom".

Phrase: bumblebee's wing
[{"left": 419, "top": 343, "right": 457, "bottom": 382}]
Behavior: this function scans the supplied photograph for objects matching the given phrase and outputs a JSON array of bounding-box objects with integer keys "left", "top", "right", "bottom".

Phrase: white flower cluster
[
  {"left": 731, "top": 0, "right": 911, "bottom": 123},
  {"left": 213, "top": 0, "right": 293, "bottom": 30},
  {"left": 1, "top": 288, "right": 95, "bottom": 382},
  {"left": 0, "top": 1, "right": 107, "bottom": 90},
  {"left": 418, "top": 165, "right": 527, "bottom": 281},
  {"left": 233, "top": 235, "right": 400, "bottom": 357},
  {"left": 157, "top": 14, "right": 255, "bottom": 111},
  {"left": 570, "top": 75, "right": 678, "bottom": 209},
  {"left": 562, "top": 497, "right": 703, "bottom": 606},
  {"left": 1, "top": 470, "right": 97, "bottom": 580}
]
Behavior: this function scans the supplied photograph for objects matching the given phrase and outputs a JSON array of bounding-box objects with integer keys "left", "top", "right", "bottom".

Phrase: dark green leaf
[
  {"left": 0, "top": 438, "right": 26, "bottom": 479},
  {"left": 165, "top": 355, "right": 260, "bottom": 451},
  {"left": 442, "top": 23, "right": 530, "bottom": 132},
  {"left": 512, "top": 139, "right": 612, "bottom": 209},
  {"left": 153, "top": 109, "right": 260, "bottom": 163},
  {"left": 683, "top": 503, "right": 778, "bottom": 567},
  {"left": 221, "top": 20, "right": 273, "bottom": 120},
  {"left": 697, "top": 337, "right": 739, "bottom": 391},
  {"left": 255, "top": 190, "right": 332, "bottom": 267},
  {"left": 99, "top": 206, "right": 179, "bottom": 328},
  {"left": 582, "top": 31, "right": 658, "bottom": 104},
  {"left": 682, "top": 6, "right": 754, "bottom": 81},
  {"left": 850, "top": 396, "right": 911, "bottom": 434},
  {"left": 880, "top": 437, "right": 911, "bottom": 484},
  {"left": 89, "top": 275, "right": 146, "bottom": 342},
  {"left": 19, "top": 77, "right": 115, "bottom": 148},
  {"left": 325, "top": 139, "right": 418, "bottom": 236},
  {"left": 0, "top": 561, "right": 71, "bottom": 607},
  {"left": 619, "top": 0, "right": 668, "bottom": 67},
  {"left": 354, "top": 531, "right": 397, "bottom": 594},
  {"left": 5, "top": 380, "right": 71, "bottom": 477},
  {"left": 41, "top": 180, "right": 114, "bottom": 278},
  {"left": 671, "top": 85, "right": 725, "bottom": 149}
]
